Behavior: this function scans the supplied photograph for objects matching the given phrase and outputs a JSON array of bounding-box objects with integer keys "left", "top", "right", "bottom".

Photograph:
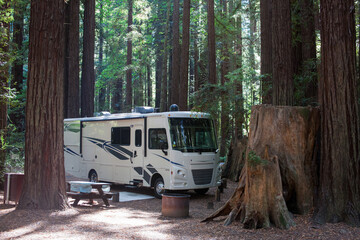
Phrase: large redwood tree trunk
[
  {"left": 204, "top": 105, "right": 320, "bottom": 228},
  {"left": 17, "top": 0, "right": 69, "bottom": 210},
  {"left": 315, "top": 0, "right": 360, "bottom": 225}
]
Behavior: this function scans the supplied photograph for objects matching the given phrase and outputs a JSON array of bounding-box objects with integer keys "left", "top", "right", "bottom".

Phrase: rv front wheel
[
  {"left": 89, "top": 170, "right": 98, "bottom": 182},
  {"left": 154, "top": 177, "right": 165, "bottom": 199}
]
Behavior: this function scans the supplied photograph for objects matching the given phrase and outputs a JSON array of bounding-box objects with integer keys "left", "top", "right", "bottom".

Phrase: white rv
[{"left": 64, "top": 107, "right": 222, "bottom": 198}]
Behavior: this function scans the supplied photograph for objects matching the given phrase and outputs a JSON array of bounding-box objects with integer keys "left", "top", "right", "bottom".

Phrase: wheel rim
[
  {"left": 156, "top": 181, "right": 164, "bottom": 195},
  {"left": 90, "top": 172, "right": 97, "bottom": 182}
]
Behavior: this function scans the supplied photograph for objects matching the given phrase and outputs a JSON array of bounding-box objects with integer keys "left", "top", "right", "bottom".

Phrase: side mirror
[{"left": 160, "top": 141, "right": 168, "bottom": 156}]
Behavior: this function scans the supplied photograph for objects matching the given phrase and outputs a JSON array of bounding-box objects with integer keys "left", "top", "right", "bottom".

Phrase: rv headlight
[{"left": 177, "top": 169, "right": 186, "bottom": 177}]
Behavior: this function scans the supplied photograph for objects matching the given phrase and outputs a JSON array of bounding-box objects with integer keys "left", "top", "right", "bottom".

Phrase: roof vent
[
  {"left": 132, "top": 106, "right": 155, "bottom": 114},
  {"left": 94, "top": 111, "right": 111, "bottom": 117},
  {"left": 169, "top": 104, "right": 179, "bottom": 112}
]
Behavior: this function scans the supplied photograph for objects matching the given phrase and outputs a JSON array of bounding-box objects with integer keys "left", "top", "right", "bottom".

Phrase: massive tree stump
[{"left": 203, "top": 105, "right": 320, "bottom": 229}]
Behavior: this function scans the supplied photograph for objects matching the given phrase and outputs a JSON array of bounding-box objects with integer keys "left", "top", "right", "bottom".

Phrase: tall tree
[
  {"left": 271, "top": 0, "right": 293, "bottom": 106},
  {"left": 0, "top": 0, "right": 11, "bottom": 188},
  {"left": 64, "top": 0, "right": 80, "bottom": 118},
  {"left": 11, "top": 0, "right": 24, "bottom": 92},
  {"left": 207, "top": 0, "right": 216, "bottom": 85},
  {"left": 17, "top": 0, "right": 69, "bottom": 210},
  {"left": 219, "top": 0, "right": 230, "bottom": 157},
  {"left": 171, "top": 0, "right": 180, "bottom": 106},
  {"left": 98, "top": 1, "right": 106, "bottom": 111},
  {"left": 160, "top": 0, "right": 171, "bottom": 112},
  {"left": 81, "top": 0, "right": 95, "bottom": 117},
  {"left": 179, "top": 0, "right": 191, "bottom": 110},
  {"left": 315, "top": 0, "right": 360, "bottom": 225},
  {"left": 260, "top": 0, "right": 272, "bottom": 104},
  {"left": 125, "top": 0, "right": 133, "bottom": 111}
]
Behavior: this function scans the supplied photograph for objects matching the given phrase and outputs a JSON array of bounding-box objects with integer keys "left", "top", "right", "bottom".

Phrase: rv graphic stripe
[
  {"left": 84, "top": 137, "right": 133, "bottom": 160},
  {"left": 153, "top": 154, "right": 184, "bottom": 167},
  {"left": 146, "top": 164, "right": 158, "bottom": 174},
  {"left": 64, "top": 146, "right": 81, "bottom": 157}
]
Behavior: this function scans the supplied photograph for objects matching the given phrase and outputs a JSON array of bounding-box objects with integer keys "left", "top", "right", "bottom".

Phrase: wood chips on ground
[{"left": 1, "top": 180, "right": 359, "bottom": 240}]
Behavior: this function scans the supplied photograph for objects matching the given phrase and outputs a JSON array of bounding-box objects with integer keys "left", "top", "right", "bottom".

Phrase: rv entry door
[{"left": 130, "top": 126, "right": 144, "bottom": 182}]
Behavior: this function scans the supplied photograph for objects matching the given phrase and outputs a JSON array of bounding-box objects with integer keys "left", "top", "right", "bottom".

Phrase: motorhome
[{"left": 64, "top": 106, "right": 222, "bottom": 198}]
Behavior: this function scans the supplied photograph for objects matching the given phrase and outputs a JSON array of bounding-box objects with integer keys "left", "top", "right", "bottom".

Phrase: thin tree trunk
[
  {"left": 125, "top": 0, "right": 133, "bottom": 112},
  {"left": 17, "top": 0, "right": 69, "bottom": 210},
  {"left": 64, "top": 0, "right": 79, "bottom": 118},
  {"left": 315, "top": 0, "right": 360, "bottom": 225},
  {"left": 147, "top": 65, "right": 152, "bottom": 106},
  {"left": 271, "top": 0, "right": 293, "bottom": 106},
  {"left": 160, "top": 0, "right": 171, "bottom": 112},
  {"left": 12, "top": 0, "right": 24, "bottom": 92},
  {"left": 179, "top": 0, "right": 191, "bottom": 111},
  {"left": 98, "top": 1, "right": 106, "bottom": 111},
  {"left": 171, "top": 0, "right": 180, "bottom": 106},
  {"left": 81, "top": 0, "right": 95, "bottom": 117},
  {"left": 208, "top": 0, "right": 216, "bottom": 85}
]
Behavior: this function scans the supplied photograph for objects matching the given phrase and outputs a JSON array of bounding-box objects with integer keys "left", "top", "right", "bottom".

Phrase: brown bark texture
[
  {"left": 179, "top": 0, "right": 191, "bottom": 111},
  {"left": 203, "top": 105, "right": 320, "bottom": 229},
  {"left": 111, "top": 78, "right": 123, "bottom": 113},
  {"left": 64, "top": 0, "right": 79, "bottom": 118},
  {"left": 207, "top": 0, "right": 216, "bottom": 85},
  {"left": 315, "top": 0, "right": 360, "bottom": 225},
  {"left": 81, "top": 0, "right": 95, "bottom": 117},
  {"left": 260, "top": 0, "right": 272, "bottom": 104},
  {"left": 171, "top": 0, "right": 180, "bottom": 106},
  {"left": 271, "top": 0, "right": 293, "bottom": 106},
  {"left": 125, "top": 0, "right": 133, "bottom": 112},
  {"left": 98, "top": 2, "right": 106, "bottom": 112},
  {"left": 17, "top": 0, "right": 69, "bottom": 210}
]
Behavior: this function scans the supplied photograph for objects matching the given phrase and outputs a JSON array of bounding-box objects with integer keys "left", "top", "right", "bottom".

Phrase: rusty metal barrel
[{"left": 161, "top": 193, "right": 190, "bottom": 217}]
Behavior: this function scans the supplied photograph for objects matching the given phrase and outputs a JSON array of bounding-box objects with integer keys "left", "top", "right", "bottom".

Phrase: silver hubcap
[{"left": 156, "top": 181, "right": 164, "bottom": 195}]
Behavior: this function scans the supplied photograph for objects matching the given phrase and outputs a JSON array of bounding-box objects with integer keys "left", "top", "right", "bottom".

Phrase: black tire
[
  {"left": 194, "top": 188, "right": 209, "bottom": 195},
  {"left": 89, "top": 170, "right": 98, "bottom": 182},
  {"left": 153, "top": 177, "right": 165, "bottom": 199}
]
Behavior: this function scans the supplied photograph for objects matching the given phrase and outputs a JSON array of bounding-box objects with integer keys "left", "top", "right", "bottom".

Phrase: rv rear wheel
[
  {"left": 194, "top": 188, "right": 209, "bottom": 195},
  {"left": 154, "top": 177, "right": 165, "bottom": 199},
  {"left": 89, "top": 170, "right": 98, "bottom": 182}
]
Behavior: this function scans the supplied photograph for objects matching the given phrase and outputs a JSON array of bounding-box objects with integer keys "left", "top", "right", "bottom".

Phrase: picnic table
[{"left": 66, "top": 181, "right": 115, "bottom": 207}]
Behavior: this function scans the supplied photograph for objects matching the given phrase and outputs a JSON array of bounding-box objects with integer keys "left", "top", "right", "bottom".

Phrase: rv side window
[
  {"left": 111, "top": 127, "right": 130, "bottom": 145},
  {"left": 135, "top": 130, "right": 142, "bottom": 147},
  {"left": 149, "top": 128, "right": 168, "bottom": 149}
]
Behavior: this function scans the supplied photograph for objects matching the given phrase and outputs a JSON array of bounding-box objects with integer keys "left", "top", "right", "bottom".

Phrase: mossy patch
[{"left": 248, "top": 151, "right": 268, "bottom": 167}]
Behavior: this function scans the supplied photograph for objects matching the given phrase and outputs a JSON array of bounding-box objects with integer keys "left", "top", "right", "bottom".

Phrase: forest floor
[{"left": 1, "top": 180, "right": 360, "bottom": 240}]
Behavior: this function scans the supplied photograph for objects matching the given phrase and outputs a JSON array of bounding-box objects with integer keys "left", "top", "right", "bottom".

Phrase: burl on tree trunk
[{"left": 203, "top": 105, "right": 320, "bottom": 229}]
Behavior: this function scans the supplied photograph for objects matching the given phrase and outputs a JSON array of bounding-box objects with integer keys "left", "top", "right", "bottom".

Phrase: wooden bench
[
  {"left": 67, "top": 191, "right": 116, "bottom": 207},
  {"left": 66, "top": 181, "right": 116, "bottom": 207}
]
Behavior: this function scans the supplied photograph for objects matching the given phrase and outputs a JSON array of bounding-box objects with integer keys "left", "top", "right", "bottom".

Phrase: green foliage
[{"left": 247, "top": 150, "right": 267, "bottom": 167}]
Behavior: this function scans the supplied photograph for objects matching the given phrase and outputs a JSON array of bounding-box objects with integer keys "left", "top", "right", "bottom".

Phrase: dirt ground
[{"left": 1, "top": 180, "right": 360, "bottom": 240}]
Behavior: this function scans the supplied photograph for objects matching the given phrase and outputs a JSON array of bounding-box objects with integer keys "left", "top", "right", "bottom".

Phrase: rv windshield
[{"left": 169, "top": 118, "right": 217, "bottom": 153}]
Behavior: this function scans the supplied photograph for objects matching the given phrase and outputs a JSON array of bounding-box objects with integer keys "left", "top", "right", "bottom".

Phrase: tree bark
[
  {"left": 315, "top": 0, "right": 360, "bottom": 225},
  {"left": 260, "top": 0, "right": 272, "bottom": 104},
  {"left": 171, "top": 0, "right": 180, "bottom": 106},
  {"left": 125, "top": 0, "right": 133, "bottom": 112},
  {"left": 81, "top": 0, "right": 95, "bottom": 117},
  {"left": 271, "top": 0, "right": 293, "bottom": 106},
  {"left": 207, "top": 0, "right": 216, "bottom": 85},
  {"left": 147, "top": 64, "right": 152, "bottom": 106},
  {"left": 204, "top": 105, "right": 320, "bottom": 228},
  {"left": 179, "top": 0, "right": 191, "bottom": 111},
  {"left": 64, "top": 0, "right": 79, "bottom": 118},
  {"left": 17, "top": 0, "right": 69, "bottom": 210},
  {"left": 112, "top": 78, "right": 123, "bottom": 113}
]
